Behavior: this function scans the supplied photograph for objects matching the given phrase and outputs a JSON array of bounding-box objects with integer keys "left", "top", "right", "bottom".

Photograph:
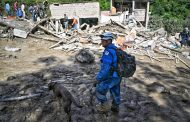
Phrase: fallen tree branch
[{"left": 0, "top": 93, "right": 42, "bottom": 102}]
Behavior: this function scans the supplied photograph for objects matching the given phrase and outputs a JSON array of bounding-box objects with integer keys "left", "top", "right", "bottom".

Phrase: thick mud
[{"left": 0, "top": 38, "right": 190, "bottom": 122}]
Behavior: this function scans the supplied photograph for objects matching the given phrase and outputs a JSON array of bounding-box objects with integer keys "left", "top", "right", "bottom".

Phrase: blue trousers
[
  {"left": 64, "top": 22, "right": 68, "bottom": 29},
  {"left": 96, "top": 77, "right": 121, "bottom": 105}
]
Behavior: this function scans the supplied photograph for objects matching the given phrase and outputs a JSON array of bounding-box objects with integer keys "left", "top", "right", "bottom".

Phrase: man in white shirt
[{"left": 21, "top": 3, "right": 25, "bottom": 18}]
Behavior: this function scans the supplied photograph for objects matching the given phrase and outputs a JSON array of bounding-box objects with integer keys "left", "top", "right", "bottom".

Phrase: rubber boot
[
  {"left": 96, "top": 102, "right": 110, "bottom": 114},
  {"left": 111, "top": 104, "right": 119, "bottom": 113}
]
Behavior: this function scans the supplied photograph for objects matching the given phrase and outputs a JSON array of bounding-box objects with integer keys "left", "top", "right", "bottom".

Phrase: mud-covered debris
[
  {"left": 147, "top": 82, "right": 167, "bottom": 93},
  {"left": 75, "top": 49, "right": 95, "bottom": 63},
  {"left": 4, "top": 46, "right": 21, "bottom": 52}
]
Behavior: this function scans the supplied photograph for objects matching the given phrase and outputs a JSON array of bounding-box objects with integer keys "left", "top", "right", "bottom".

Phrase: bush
[
  {"left": 163, "top": 18, "right": 183, "bottom": 35},
  {"left": 149, "top": 15, "right": 164, "bottom": 31}
]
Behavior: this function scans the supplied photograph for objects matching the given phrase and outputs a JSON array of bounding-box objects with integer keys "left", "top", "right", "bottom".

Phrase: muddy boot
[
  {"left": 96, "top": 102, "right": 110, "bottom": 114},
  {"left": 111, "top": 104, "right": 119, "bottom": 113}
]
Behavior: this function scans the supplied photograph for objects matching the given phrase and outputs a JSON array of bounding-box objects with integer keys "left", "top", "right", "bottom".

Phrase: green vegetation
[
  {"left": 1, "top": 0, "right": 110, "bottom": 10},
  {"left": 150, "top": 0, "right": 190, "bottom": 34}
]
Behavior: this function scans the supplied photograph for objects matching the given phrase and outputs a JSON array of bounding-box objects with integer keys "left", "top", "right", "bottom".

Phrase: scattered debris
[
  {"left": 0, "top": 93, "right": 42, "bottom": 102},
  {"left": 4, "top": 46, "right": 21, "bottom": 52}
]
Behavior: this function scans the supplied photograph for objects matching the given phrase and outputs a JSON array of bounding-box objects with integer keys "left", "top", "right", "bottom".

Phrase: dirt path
[{"left": 0, "top": 38, "right": 190, "bottom": 122}]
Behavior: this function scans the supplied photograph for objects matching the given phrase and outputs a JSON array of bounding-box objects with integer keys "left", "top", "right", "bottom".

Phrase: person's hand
[
  {"left": 93, "top": 80, "right": 98, "bottom": 87},
  {"left": 93, "top": 76, "right": 99, "bottom": 87}
]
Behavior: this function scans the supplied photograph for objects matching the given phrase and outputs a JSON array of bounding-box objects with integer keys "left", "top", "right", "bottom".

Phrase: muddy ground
[{"left": 0, "top": 37, "right": 190, "bottom": 122}]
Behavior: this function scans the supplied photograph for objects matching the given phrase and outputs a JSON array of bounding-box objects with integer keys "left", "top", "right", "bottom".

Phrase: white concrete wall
[{"left": 50, "top": 2, "right": 100, "bottom": 19}]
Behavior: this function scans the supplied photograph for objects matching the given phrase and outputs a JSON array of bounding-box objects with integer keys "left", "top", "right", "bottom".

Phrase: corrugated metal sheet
[{"left": 50, "top": 2, "right": 100, "bottom": 19}]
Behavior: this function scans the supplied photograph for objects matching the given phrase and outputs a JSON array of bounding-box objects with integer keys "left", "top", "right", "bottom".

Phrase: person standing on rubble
[
  {"left": 14, "top": 0, "right": 18, "bottom": 15},
  {"left": 63, "top": 14, "right": 69, "bottom": 32},
  {"left": 94, "top": 32, "right": 121, "bottom": 113},
  {"left": 5, "top": 2, "right": 11, "bottom": 16},
  {"left": 43, "top": 0, "right": 48, "bottom": 16},
  {"left": 21, "top": 2, "right": 26, "bottom": 19},
  {"left": 0, "top": 5, "right": 3, "bottom": 17},
  {"left": 32, "top": 5, "right": 38, "bottom": 22},
  {"left": 179, "top": 27, "right": 190, "bottom": 47},
  {"left": 72, "top": 17, "right": 78, "bottom": 30}
]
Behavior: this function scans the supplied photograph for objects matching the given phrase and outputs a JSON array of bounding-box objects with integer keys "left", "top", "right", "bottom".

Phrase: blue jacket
[{"left": 96, "top": 44, "right": 119, "bottom": 81}]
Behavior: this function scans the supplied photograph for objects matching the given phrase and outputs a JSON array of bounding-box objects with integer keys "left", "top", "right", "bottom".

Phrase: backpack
[
  {"left": 110, "top": 48, "right": 136, "bottom": 78},
  {"left": 17, "top": 8, "right": 23, "bottom": 17}
]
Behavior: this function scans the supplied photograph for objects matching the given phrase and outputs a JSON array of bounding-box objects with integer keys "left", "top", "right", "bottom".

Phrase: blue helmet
[{"left": 101, "top": 32, "right": 113, "bottom": 41}]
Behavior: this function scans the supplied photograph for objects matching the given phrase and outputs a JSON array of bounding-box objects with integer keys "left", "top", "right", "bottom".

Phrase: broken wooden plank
[
  {"left": 29, "top": 34, "right": 59, "bottom": 42},
  {"left": 49, "top": 40, "right": 65, "bottom": 49},
  {"left": 161, "top": 44, "right": 182, "bottom": 53},
  {"left": 29, "top": 18, "right": 50, "bottom": 34},
  {"left": 143, "top": 51, "right": 161, "bottom": 62},
  {"left": 176, "top": 55, "right": 190, "bottom": 69},
  {"left": 49, "top": 20, "right": 56, "bottom": 30},
  {"left": 146, "top": 50, "right": 153, "bottom": 62},
  {"left": 37, "top": 25, "right": 61, "bottom": 38},
  {"left": 0, "top": 93, "right": 42, "bottom": 102},
  {"left": 156, "top": 57, "right": 174, "bottom": 60},
  {"left": 154, "top": 49, "right": 190, "bottom": 69},
  {"left": 111, "top": 20, "right": 128, "bottom": 29}
]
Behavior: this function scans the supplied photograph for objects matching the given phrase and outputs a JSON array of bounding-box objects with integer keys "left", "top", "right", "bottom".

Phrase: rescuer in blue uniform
[{"left": 95, "top": 32, "right": 121, "bottom": 113}]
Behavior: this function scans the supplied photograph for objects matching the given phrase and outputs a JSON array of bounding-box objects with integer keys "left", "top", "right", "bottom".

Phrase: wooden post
[
  {"left": 55, "top": 19, "right": 59, "bottom": 34},
  {"left": 145, "top": 1, "right": 150, "bottom": 29},
  {"left": 132, "top": 0, "right": 135, "bottom": 15},
  {"left": 110, "top": 0, "right": 113, "bottom": 12}
]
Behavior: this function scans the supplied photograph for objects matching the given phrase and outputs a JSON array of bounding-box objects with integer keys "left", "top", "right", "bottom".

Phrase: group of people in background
[
  {"left": 0, "top": 0, "right": 48, "bottom": 22},
  {"left": 1, "top": 1, "right": 78, "bottom": 30},
  {"left": 179, "top": 27, "right": 190, "bottom": 47},
  {"left": 2, "top": 1, "right": 26, "bottom": 18},
  {"left": 63, "top": 13, "right": 78, "bottom": 31}
]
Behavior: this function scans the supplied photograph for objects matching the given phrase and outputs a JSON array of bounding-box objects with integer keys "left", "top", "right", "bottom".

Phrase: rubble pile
[
  {"left": 0, "top": 17, "right": 190, "bottom": 68},
  {"left": 0, "top": 18, "right": 190, "bottom": 122}
]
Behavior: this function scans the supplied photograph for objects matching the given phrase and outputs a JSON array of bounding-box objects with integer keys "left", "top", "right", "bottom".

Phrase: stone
[
  {"left": 0, "top": 106, "right": 6, "bottom": 111},
  {"left": 75, "top": 49, "right": 95, "bottom": 63},
  {"left": 13, "top": 28, "right": 28, "bottom": 38}
]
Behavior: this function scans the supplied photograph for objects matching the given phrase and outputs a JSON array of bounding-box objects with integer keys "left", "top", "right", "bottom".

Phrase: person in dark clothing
[
  {"left": 95, "top": 32, "right": 121, "bottom": 113},
  {"left": 63, "top": 14, "right": 69, "bottom": 31},
  {"left": 179, "top": 27, "right": 190, "bottom": 47},
  {"left": 0, "top": 6, "right": 3, "bottom": 17}
]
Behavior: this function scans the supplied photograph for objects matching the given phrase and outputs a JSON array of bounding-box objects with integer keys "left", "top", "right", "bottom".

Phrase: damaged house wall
[
  {"left": 111, "top": 0, "right": 153, "bottom": 28},
  {"left": 50, "top": 2, "right": 100, "bottom": 26}
]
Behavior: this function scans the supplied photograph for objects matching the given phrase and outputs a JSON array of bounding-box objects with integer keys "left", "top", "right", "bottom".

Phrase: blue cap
[{"left": 101, "top": 32, "right": 113, "bottom": 41}]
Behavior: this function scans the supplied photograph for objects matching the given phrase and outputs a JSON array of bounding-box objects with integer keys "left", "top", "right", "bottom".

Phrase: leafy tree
[{"left": 150, "top": 0, "right": 190, "bottom": 34}]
